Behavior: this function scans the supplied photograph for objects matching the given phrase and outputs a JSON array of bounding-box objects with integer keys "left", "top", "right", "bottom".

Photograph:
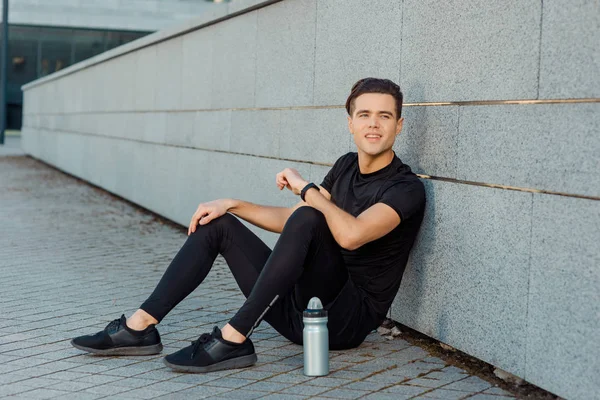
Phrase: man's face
[{"left": 347, "top": 93, "right": 403, "bottom": 158}]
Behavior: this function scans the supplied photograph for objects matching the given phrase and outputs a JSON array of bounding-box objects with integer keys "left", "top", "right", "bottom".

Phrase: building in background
[{"left": 0, "top": 0, "right": 227, "bottom": 130}]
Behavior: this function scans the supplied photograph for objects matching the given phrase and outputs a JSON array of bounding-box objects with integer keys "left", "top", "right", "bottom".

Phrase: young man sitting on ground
[{"left": 71, "top": 77, "right": 426, "bottom": 373}]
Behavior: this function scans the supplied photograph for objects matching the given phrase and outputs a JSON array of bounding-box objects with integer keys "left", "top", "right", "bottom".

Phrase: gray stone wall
[
  {"left": 20, "top": 1, "right": 599, "bottom": 399},
  {"left": 0, "top": 0, "right": 227, "bottom": 31}
]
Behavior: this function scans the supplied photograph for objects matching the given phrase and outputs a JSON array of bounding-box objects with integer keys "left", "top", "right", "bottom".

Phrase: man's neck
[{"left": 357, "top": 150, "right": 395, "bottom": 174}]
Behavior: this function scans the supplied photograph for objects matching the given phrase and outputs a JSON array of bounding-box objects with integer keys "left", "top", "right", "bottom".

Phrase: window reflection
[
  {"left": 40, "top": 28, "right": 72, "bottom": 77},
  {"left": 74, "top": 30, "right": 105, "bottom": 63},
  {"left": 1, "top": 25, "right": 149, "bottom": 129}
]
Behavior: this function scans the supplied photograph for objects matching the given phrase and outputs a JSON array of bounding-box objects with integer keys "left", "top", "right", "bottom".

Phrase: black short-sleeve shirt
[{"left": 321, "top": 152, "right": 426, "bottom": 321}]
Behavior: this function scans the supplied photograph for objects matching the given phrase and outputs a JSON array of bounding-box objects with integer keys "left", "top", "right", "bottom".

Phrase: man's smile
[{"left": 365, "top": 133, "right": 382, "bottom": 142}]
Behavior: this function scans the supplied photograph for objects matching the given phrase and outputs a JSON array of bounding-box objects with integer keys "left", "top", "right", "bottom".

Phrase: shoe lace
[
  {"left": 105, "top": 319, "right": 121, "bottom": 334},
  {"left": 191, "top": 332, "right": 214, "bottom": 358}
]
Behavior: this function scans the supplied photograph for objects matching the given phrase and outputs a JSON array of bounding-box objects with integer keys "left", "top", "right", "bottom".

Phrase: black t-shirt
[{"left": 321, "top": 152, "right": 426, "bottom": 322}]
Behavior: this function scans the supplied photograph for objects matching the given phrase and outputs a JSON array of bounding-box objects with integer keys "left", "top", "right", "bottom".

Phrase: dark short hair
[{"left": 345, "top": 78, "right": 403, "bottom": 119}]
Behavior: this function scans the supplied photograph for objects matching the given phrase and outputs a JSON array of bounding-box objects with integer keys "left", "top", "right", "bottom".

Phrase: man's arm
[
  {"left": 188, "top": 198, "right": 296, "bottom": 235},
  {"left": 227, "top": 199, "right": 298, "bottom": 233},
  {"left": 276, "top": 167, "right": 400, "bottom": 250},
  {"left": 228, "top": 184, "right": 333, "bottom": 233},
  {"left": 187, "top": 186, "right": 332, "bottom": 236},
  {"left": 303, "top": 188, "right": 400, "bottom": 250}
]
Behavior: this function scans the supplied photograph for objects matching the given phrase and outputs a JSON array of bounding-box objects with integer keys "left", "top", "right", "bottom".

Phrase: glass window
[
  {"left": 2, "top": 24, "right": 150, "bottom": 129},
  {"left": 104, "top": 31, "right": 123, "bottom": 51},
  {"left": 8, "top": 26, "right": 39, "bottom": 85},
  {"left": 6, "top": 26, "right": 39, "bottom": 104},
  {"left": 118, "top": 31, "right": 146, "bottom": 46},
  {"left": 104, "top": 31, "right": 146, "bottom": 52},
  {"left": 73, "top": 29, "right": 105, "bottom": 63},
  {"left": 39, "top": 27, "right": 73, "bottom": 77}
]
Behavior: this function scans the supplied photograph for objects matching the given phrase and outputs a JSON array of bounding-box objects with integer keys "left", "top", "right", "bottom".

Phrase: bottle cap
[{"left": 303, "top": 297, "right": 328, "bottom": 318}]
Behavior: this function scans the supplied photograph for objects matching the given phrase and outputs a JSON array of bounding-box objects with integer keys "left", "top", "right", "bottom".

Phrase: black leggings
[{"left": 140, "top": 207, "right": 359, "bottom": 345}]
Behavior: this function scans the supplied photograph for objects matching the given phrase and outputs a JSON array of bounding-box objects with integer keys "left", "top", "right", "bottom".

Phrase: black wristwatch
[{"left": 300, "top": 183, "right": 319, "bottom": 202}]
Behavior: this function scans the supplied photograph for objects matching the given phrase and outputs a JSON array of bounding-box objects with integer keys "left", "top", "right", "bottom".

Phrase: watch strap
[{"left": 300, "top": 183, "right": 319, "bottom": 202}]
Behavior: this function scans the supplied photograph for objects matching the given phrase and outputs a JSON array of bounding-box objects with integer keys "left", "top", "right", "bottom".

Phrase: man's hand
[
  {"left": 276, "top": 168, "right": 309, "bottom": 195},
  {"left": 188, "top": 199, "right": 232, "bottom": 235}
]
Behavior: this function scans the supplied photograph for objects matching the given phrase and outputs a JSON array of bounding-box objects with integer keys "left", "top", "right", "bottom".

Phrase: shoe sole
[
  {"left": 70, "top": 340, "right": 163, "bottom": 356},
  {"left": 163, "top": 353, "right": 258, "bottom": 373}
]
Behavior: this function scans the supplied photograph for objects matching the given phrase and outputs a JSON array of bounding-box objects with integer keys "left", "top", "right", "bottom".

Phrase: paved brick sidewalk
[{"left": 0, "top": 156, "right": 516, "bottom": 400}]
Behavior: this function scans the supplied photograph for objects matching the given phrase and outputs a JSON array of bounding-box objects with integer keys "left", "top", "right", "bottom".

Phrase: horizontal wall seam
[
  {"left": 418, "top": 175, "right": 599, "bottom": 201},
  {"left": 25, "top": 127, "right": 600, "bottom": 202},
  {"left": 405, "top": 98, "right": 600, "bottom": 106},
  {"left": 21, "top": 97, "right": 600, "bottom": 116}
]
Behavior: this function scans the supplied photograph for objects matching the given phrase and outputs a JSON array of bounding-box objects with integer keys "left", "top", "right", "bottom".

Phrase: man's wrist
[
  {"left": 300, "top": 183, "right": 319, "bottom": 202},
  {"left": 226, "top": 198, "right": 239, "bottom": 211},
  {"left": 294, "top": 180, "right": 308, "bottom": 194}
]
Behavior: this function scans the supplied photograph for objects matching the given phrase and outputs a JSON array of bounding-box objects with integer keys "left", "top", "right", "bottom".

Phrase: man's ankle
[
  {"left": 221, "top": 324, "right": 246, "bottom": 344},
  {"left": 126, "top": 309, "right": 159, "bottom": 331}
]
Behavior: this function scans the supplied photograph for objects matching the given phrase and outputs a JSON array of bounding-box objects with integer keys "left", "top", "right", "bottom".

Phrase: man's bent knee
[
  {"left": 189, "top": 212, "right": 240, "bottom": 239},
  {"left": 284, "top": 206, "right": 328, "bottom": 233},
  {"left": 208, "top": 212, "right": 239, "bottom": 228}
]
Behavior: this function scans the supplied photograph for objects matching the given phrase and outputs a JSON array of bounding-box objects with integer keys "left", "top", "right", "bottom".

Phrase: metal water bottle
[{"left": 303, "top": 297, "right": 329, "bottom": 376}]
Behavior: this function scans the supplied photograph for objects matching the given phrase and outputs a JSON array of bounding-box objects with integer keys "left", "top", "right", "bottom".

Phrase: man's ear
[
  {"left": 396, "top": 117, "right": 404, "bottom": 135},
  {"left": 347, "top": 115, "right": 354, "bottom": 134}
]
